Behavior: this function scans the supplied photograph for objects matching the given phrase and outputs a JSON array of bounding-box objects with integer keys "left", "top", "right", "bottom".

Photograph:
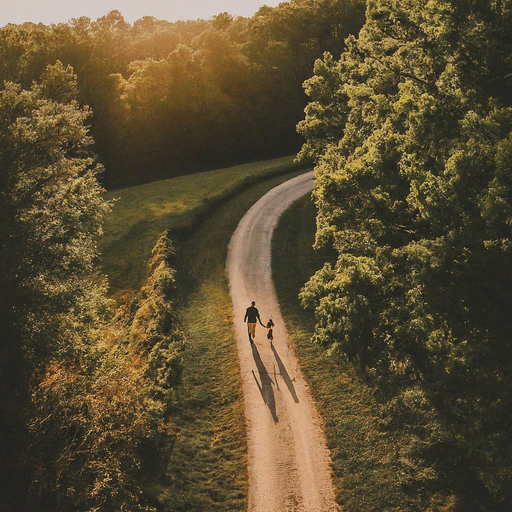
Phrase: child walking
[{"left": 266, "top": 319, "right": 275, "bottom": 344}]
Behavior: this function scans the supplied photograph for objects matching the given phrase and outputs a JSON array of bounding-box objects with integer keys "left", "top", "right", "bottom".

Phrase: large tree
[
  {"left": 0, "top": 61, "right": 184, "bottom": 511},
  {"left": 0, "top": 59, "right": 110, "bottom": 508},
  {"left": 299, "top": 0, "right": 512, "bottom": 508}
]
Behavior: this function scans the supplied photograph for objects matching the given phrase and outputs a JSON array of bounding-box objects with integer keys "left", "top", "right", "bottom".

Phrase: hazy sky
[{"left": 0, "top": 0, "right": 284, "bottom": 27}]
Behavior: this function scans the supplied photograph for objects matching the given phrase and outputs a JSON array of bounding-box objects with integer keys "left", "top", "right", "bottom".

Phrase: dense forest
[
  {"left": 0, "top": 1, "right": 366, "bottom": 510},
  {"left": 0, "top": 0, "right": 365, "bottom": 188},
  {"left": 299, "top": 0, "right": 512, "bottom": 509},
  {"left": 3, "top": 0, "right": 512, "bottom": 509}
]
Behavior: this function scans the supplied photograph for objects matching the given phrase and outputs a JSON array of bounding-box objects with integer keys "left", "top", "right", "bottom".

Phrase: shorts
[{"left": 247, "top": 322, "right": 256, "bottom": 335}]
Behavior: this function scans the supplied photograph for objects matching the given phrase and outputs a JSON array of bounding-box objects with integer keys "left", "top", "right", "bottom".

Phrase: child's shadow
[
  {"left": 271, "top": 344, "right": 299, "bottom": 403},
  {"left": 251, "top": 343, "right": 278, "bottom": 423}
]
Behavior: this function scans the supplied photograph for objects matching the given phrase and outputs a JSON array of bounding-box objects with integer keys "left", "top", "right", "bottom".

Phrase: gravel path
[{"left": 226, "top": 171, "right": 339, "bottom": 512}]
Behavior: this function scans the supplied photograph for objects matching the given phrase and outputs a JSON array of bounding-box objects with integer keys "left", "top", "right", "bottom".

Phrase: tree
[
  {"left": 299, "top": 0, "right": 512, "bottom": 508},
  {"left": 0, "top": 59, "right": 110, "bottom": 509},
  {"left": 0, "top": 61, "right": 184, "bottom": 512}
]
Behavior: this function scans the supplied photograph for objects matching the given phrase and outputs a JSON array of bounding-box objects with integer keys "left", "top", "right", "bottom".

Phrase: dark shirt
[{"left": 244, "top": 306, "right": 261, "bottom": 323}]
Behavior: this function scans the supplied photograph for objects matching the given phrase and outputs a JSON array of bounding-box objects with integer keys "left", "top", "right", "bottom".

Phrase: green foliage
[
  {"left": 28, "top": 231, "right": 184, "bottom": 512},
  {"left": 0, "top": 60, "right": 111, "bottom": 509},
  {"left": 126, "top": 231, "right": 184, "bottom": 410},
  {"left": 0, "top": 61, "right": 183, "bottom": 512},
  {"left": 0, "top": 0, "right": 366, "bottom": 189},
  {"left": 109, "top": 0, "right": 366, "bottom": 187},
  {"left": 0, "top": 59, "right": 108, "bottom": 380},
  {"left": 299, "top": 0, "right": 512, "bottom": 508}
]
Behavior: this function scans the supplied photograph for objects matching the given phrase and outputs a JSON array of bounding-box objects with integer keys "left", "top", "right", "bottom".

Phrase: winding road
[{"left": 226, "top": 171, "right": 339, "bottom": 512}]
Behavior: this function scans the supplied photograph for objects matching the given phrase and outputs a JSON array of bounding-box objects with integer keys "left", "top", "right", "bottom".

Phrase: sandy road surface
[{"left": 226, "top": 171, "right": 339, "bottom": 512}]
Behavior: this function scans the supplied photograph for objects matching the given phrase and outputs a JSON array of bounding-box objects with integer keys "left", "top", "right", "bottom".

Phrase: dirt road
[{"left": 226, "top": 171, "right": 339, "bottom": 512}]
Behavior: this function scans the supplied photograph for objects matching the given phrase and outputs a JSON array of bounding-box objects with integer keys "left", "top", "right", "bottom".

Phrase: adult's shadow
[
  {"left": 251, "top": 343, "right": 279, "bottom": 423},
  {"left": 271, "top": 344, "right": 299, "bottom": 403}
]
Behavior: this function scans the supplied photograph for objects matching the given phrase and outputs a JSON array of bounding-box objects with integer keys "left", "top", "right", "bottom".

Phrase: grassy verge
[
  {"left": 158, "top": 171, "right": 307, "bottom": 511},
  {"left": 272, "top": 194, "right": 418, "bottom": 511},
  {"left": 100, "top": 156, "right": 305, "bottom": 295}
]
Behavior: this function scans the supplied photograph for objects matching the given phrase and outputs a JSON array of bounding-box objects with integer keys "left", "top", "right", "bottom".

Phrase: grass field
[
  {"left": 100, "top": 156, "right": 303, "bottom": 295},
  {"left": 272, "top": 194, "right": 421, "bottom": 511},
  {"left": 154, "top": 169, "right": 308, "bottom": 511},
  {"left": 102, "top": 158, "right": 420, "bottom": 510}
]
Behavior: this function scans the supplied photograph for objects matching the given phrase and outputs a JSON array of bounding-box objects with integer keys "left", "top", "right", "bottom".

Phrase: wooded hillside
[{"left": 0, "top": 0, "right": 365, "bottom": 188}]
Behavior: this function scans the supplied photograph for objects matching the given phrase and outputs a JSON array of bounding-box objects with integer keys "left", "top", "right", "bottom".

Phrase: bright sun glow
[{"left": 0, "top": 0, "right": 285, "bottom": 26}]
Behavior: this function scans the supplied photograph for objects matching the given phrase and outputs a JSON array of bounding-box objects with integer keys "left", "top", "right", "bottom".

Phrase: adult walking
[
  {"left": 227, "top": 171, "right": 339, "bottom": 511},
  {"left": 244, "top": 301, "right": 265, "bottom": 343}
]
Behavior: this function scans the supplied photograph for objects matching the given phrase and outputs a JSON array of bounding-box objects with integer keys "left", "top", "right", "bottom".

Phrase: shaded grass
[
  {"left": 272, "top": 194, "right": 419, "bottom": 511},
  {"left": 159, "top": 171, "right": 308, "bottom": 511},
  {"left": 100, "top": 156, "right": 304, "bottom": 294}
]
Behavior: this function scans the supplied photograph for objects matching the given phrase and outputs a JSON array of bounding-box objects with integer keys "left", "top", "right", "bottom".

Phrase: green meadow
[
  {"left": 99, "top": 158, "right": 308, "bottom": 509},
  {"left": 100, "top": 156, "right": 304, "bottom": 295}
]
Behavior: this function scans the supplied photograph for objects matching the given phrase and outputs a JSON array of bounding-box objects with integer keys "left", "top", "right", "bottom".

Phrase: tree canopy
[
  {"left": 0, "top": 62, "right": 183, "bottom": 511},
  {"left": 0, "top": 0, "right": 366, "bottom": 188},
  {"left": 299, "top": 0, "right": 512, "bottom": 508}
]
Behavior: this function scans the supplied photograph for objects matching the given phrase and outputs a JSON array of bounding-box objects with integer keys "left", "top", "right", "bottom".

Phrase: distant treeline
[{"left": 0, "top": 0, "right": 366, "bottom": 188}]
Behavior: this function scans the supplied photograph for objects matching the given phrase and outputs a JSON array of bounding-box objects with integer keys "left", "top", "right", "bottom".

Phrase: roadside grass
[
  {"left": 157, "top": 171, "right": 308, "bottom": 511},
  {"left": 105, "top": 162, "right": 416, "bottom": 510},
  {"left": 272, "top": 194, "right": 419, "bottom": 511},
  {"left": 100, "top": 156, "right": 303, "bottom": 295}
]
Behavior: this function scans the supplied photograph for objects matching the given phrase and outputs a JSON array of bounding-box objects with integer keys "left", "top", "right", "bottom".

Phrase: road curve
[{"left": 226, "top": 171, "right": 339, "bottom": 512}]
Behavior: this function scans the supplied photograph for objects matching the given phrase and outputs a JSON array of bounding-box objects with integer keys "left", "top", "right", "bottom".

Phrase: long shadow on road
[
  {"left": 271, "top": 344, "right": 299, "bottom": 403},
  {"left": 251, "top": 343, "right": 279, "bottom": 423}
]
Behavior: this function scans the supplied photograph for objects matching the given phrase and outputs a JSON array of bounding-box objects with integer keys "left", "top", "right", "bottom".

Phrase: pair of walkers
[{"left": 244, "top": 301, "right": 274, "bottom": 344}]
